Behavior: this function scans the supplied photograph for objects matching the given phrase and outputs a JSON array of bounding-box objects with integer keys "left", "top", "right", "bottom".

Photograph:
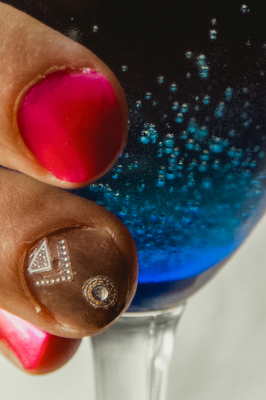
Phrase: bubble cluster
[
  {"left": 197, "top": 54, "right": 209, "bottom": 79},
  {"left": 78, "top": 6, "right": 266, "bottom": 287},
  {"left": 139, "top": 123, "right": 158, "bottom": 144}
]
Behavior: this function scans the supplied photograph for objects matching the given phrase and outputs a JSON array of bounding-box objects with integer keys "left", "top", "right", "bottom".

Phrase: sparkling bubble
[
  {"left": 121, "top": 65, "right": 128, "bottom": 72},
  {"left": 209, "top": 29, "right": 217, "bottom": 40},
  {"left": 199, "top": 162, "right": 207, "bottom": 172},
  {"left": 243, "top": 119, "right": 252, "bottom": 127},
  {"left": 170, "top": 83, "right": 178, "bottom": 92},
  {"left": 231, "top": 158, "right": 240, "bottom": 167},
  {"left": 185, "top": 51, "right": 192, "bottom": 59},
  {"left": 166, "top": 172, "right": 175, "bottom": 180},
  {"left": 145, "top": 92, "right": 152, "bottom": 99},
  {"left": 92, "top": 25, "right": 98, "bottom": 32},
  {"left": 175, "top": 113, "right": 183, "bottom": 123},
  {"left": 240, "top": 4, "right": 249, "bottom": 13},
  {"left": 187, "top": 174, "right": 195, "bottom": 187},
  {"left": 157, "top": 76, "right": 164, "bottom": 84},
  {"left": 225, "top": 87, "right": 233, "bottom": 101},
  {"left": 202, "top": 97, "right": 210, "bottom": 107},
  {"left": 136, "top": 100, "right": 142, "bottom": 108},
  {"left": 202, "top": 179, "right": 212, "bottom": 189},
  {"left": 163, "top": 133, "right": 175, "bottom": 147},
  {"left": 137, "top": 184, "right": 145, "bottom": 192},
  {"left": 188, "top": 118, "right": 199, "bottom": 133},
  {"left": 215, "top": 102, "right": 225, "bottom": 117},
  {"left": 223, "top": 138, "right": 229, "bottom": 148},
  {"left": 198, "top": 126, "right": 208, "bottom": 140},
  {"left": 209, "top": 137, "right": 224, "bottom": 153},
  {"left": 139, "top": 135, "right": 150, "bottom": 144},
  {"left": 200, "top": 150, "right": 210, "bottom": 161},
  {"left": 186, "top": 139, "right": 194, "bottom": 150},
  {"left": 186, "top": 72, "right": 191, "bottom": 78},
  {"left": 116, "top": 165, "right": 123, "bottom": 173},
  {"left": 177, "top": 160, "right": 184, "bottom": 170},
  {"left": 212, "top": 160, "right": 221, "bottom": 170},
  {"left": 194, "top": 144, "right": 201, "bottom": 151},
  {"left": 228, "top": 147, "right": 236, "bottom": 157},
  {"left": 181, "top": 131, "right": 188, "bottom": 140},
  {"left": 198, "top": 54, "right": 206, "bottom": 62},
  {"left": 172, "top": 101, "right": 179, "bottom": 110},
  {"left": 199, "top": 65, "right": 209, "bottom": 79},
  {"left": 229, "top": 129, "right": 236, "bottom": 137},
  {"left": 181, "top": 103, "right": 189, "bottom": 113},
  {"left": 211, "top": 18, "right": 217, "bottom": 26},
  {"left": 169, "top": 154, "right": 176, "bottom": 164},
  {"left": 156, "top": 178, "right": 165, "bottom": 187},
  {"left": 188, "top": 159, "right": 197, "bottom": 169}
]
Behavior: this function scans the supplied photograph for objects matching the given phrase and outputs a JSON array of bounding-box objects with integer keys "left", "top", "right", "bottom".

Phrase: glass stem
[{"left": 90, "top": 304, "right": 185, "bottom": 400}]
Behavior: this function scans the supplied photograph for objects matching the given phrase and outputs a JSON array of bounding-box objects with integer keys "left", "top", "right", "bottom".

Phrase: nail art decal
[
  {"left": 28, "top": 238, "right": 52, "bottom": 274},
  {"left": 83, "top": 276, "right": 118, "bottom": 309},
  {"left": 27, "top": 237, "right": 74, "bottom": 287},
  {"left": 23, "top": 228, "right": 135, "bottom": 334}
]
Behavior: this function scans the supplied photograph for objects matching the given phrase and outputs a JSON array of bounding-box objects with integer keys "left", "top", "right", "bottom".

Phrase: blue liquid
[
  {"left": 74, "top": 85, "right": 266, "bottom": 306},
  {"left": 60, "top": 0, "right": 266, "bottom": 309}
]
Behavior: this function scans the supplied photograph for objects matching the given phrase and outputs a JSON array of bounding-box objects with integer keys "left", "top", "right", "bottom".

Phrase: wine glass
[{"left": 6, "top": 0, "right": 266, "bottom": 398}]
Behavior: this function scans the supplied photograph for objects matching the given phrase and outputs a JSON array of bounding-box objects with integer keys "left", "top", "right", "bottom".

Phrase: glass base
[{"left": 90, "top": 304, "right": 185, "bottom": 400}]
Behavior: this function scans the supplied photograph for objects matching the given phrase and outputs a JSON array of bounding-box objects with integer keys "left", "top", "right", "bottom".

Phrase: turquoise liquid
[{"left": 75, "top": 83, "right": 266, "bottom": 282}]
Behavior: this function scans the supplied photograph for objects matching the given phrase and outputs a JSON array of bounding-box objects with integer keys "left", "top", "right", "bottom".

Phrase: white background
[{"left": 1, "top": 214, "right": 266, "bottom": 400}]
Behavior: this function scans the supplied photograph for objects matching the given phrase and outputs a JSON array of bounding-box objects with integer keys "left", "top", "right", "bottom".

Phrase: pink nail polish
[
  {"left": 0, "top": 308, "right": 49, "bottom": 370},
  {"left": 0, "top": 308, "right": 81, "bottom": 373},
  {"left": 17, "top": 69, "right": 125, "bottom": 183}
]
